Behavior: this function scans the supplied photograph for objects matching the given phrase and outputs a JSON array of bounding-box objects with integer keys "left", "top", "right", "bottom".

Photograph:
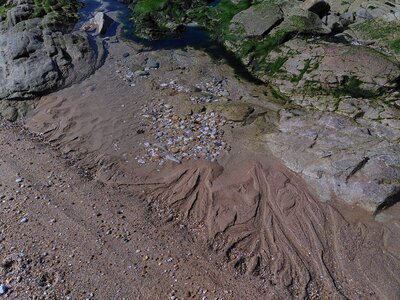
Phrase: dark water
[{"left": 77, "top": 0, "right": 262, "bottom": 84}]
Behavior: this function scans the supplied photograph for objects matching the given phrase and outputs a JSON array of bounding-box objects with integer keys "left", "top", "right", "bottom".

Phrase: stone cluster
[{"left": 136, "top": 101, "right": 231, "bottom": 165}]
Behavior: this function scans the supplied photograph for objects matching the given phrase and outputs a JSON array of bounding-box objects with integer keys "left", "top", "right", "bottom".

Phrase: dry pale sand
[{"left": 19, "top": 32, "right": 400, "bottom": 299}]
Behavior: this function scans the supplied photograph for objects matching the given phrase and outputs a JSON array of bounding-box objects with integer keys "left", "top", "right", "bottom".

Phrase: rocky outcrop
[
  {"left": 127, "top": 0, "right": 400, "bottom": 210},
  {"left": 129, "top": 0, "right": 400, "bottom": 99},
  {"left": 0, "top": 0, "right": 105, "bottom": 101},
  {"left": 218, "top": 0, "right": 400, "bottom": 99},
  {"left": 213, "top": 0, "right": 399, "bottom": 210},
  {"left": 229, "top": 3, "right": 284, "bottom": 38},
  {"left": 205, "top": 1, "right": 399, "bottom": 210},
  {"left": 265, "top": 106, "right": 400, "bottom": 212},
  {"left": 264, "top": 38, "right": 399, "bottom": 97},
  {"left": 130, "top": 0, "right": 208, "bottom": 39}
]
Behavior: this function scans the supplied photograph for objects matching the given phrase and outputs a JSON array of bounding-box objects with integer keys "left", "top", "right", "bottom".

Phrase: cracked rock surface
[
  {"left": 0, "top": 0, "right": 105, "bottom": 101},
  {"left": 266, "top": 110, "right": 400, "bottom": 211}
]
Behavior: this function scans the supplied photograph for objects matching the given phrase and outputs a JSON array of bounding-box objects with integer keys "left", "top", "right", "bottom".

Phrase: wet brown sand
[{"left": 23, "top": 34, "right": 400, "bottom": 298}]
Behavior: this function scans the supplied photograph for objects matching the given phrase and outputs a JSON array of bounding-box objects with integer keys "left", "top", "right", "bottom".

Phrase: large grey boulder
[
  {"left": 229, "top": 2, "right": 283, "bottom": 38},
  {"left": 0, "top": 18, "right": 105, "bottom": 100},
  {"left": 0, "top": 1, "right": 105, "bottom": 101}
]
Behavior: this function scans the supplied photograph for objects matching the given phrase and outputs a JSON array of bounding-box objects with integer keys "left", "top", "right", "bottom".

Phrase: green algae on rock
[
  {"left": 0, "top": 2, "right": 14, "bottom": 19},
  {"left": 129, "top": 0, "right": 400, "bottom": 101},
  {"left": 131, "top": 0, "right": 209, "bottom": 39},
  {"left": 349, "top": 19, "right": 400, "bottom": 60}
]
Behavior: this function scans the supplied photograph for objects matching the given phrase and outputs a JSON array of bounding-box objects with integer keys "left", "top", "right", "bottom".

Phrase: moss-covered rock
[
  {"left": 131, "top": 0, "right": 208, "bottom": 39},
  {"left": 1, "top": 0, "right": 82, "bottom": 30},
  {"left": 348, "top": 19, "right": 400, "bottom": 62},
  {"left": 261, "top": 38, "right": 399, "bottom": 97},
  {"left": 32, "top": 0, "right": 82, "bottom": 20},
  {"left": 128, "top": 0, "right": 400, "bottom": 101},
  {"left": 0, "top": 2, "right": 14, "bottom": 19}
]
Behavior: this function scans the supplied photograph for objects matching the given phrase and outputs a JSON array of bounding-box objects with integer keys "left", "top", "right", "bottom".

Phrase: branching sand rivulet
[{"left": 147, "top": 158, "right": 400, "bottom": 298}]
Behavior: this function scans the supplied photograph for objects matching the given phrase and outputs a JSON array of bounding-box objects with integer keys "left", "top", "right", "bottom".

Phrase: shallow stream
[{"left": 77, "top": 0, "right": 262, "bottom": 83}]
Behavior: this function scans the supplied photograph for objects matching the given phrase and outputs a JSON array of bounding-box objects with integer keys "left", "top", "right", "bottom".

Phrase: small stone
[
  {"left": 135, "top": 70, "right": 150, "bottom": 77},
  {"left": 20, "top": 217, "right": 28, "bottom": 223},
  {"left": 165, "top": 154, "right": 181, "bottom": 164},
  {"left": 15, "top": 178, "right": 23, "bottom": 183},
  {"left": 150, "top": 155, "right": 161, "bottom": 162},
  {"left": 165, "top": 214, "right": 174, "bottom": 222},
  {"left": 2, "top": 107, "right": 18, "bottom": 122},
  {"left": 0, "top": 284, "right": 8, "bottom": 295},
  {"left": 170, "top": 147, "right": 179, "bottom": 154},
  {"left": 122, "top": 53, "right": 130, "bottom": 58},
  {"left": 145, "top": 58, "right": 160, "bottom": 69}
]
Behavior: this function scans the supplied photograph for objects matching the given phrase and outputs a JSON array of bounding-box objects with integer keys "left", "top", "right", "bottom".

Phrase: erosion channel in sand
[{"left": 21, "top": 0, "right": 400, "bottom": 298}]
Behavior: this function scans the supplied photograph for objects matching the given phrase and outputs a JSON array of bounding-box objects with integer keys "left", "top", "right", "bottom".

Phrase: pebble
[
  {"left": 165, "top": 214, "right": 174, "bottom": 222},
  {"left": 165, "top": 154, "right": 181, "bottom": 164},
  {"left": 145, "top": 58, "right": 160, "bottom": 69},
  {"left": 15, "top": 178, "right": 23, "bottom": 183},
  {"left": 122, "top": 53, "right": 130, "bottom": 58},
  {"left": 20, "top": 217, "right": 28, "bottom": 223},
  {"left": 0, "top": 284, "right": 8, "bottom": 295},
  {"left": 135, "top": 70, "right": 150, "bottom": 77}
]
